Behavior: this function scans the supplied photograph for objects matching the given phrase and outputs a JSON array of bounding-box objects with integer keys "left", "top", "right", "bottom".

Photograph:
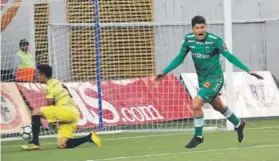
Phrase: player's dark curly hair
[
  {"left": 191, "top": 15, "right": 206, "bottom": 27},
  {"left": 37, "top": 64, "right": 52, "bottom": 78}
]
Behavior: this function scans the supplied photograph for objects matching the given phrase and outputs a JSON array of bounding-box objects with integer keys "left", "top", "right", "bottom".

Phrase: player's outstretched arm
[
  {"left": 217, "top": 39, "right": 263, "bottom": 80},
  {"left": 154, "top": 38, "right": 190, "bottom": 83}
]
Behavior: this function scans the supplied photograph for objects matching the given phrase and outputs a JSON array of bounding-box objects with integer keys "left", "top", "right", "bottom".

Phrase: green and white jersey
[{"left": 162, "top": 32, "right": 250, "bottom": 82}]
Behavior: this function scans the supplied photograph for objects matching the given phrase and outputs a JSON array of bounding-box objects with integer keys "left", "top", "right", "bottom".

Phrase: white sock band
[
  {"left": 194, "top": 117, "right": 204, "bottom": 127},
  {"left": 223, "top": 108, "right": 233, "bottom": 118}
]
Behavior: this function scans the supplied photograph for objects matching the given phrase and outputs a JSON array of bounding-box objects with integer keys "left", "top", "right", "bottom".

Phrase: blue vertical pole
[{"left": 94, "top": 0, "right": 103, "bottom": 131}]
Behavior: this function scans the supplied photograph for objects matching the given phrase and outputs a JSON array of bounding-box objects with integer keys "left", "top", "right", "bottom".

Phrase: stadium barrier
[{"left": 2, "top": 74, "right": 193, "bottom": 134}]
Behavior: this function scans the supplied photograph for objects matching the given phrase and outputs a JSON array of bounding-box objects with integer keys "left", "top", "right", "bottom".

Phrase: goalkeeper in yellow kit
[{"left": 22, "top": 64, "right": 103, "bottom": 150}]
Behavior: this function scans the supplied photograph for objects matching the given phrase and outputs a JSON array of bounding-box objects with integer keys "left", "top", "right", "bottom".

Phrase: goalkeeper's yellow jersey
[{"left": 45, "top": 78, "right": 77, "bottom": 110}]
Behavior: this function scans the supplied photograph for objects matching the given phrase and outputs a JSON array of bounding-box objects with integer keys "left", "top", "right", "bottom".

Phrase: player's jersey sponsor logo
[
  {"left": 205, "top": 41, "right": 214, "bottom": 44},
  {"left": 195, "top": 41, "right": 204, "bottom": 45},
  {"left": 194, "top": 41, "right": 214, "bottom": 45},
  {"left": 192, "top": 53, "right": 211, "bottom": 59},
  {"left": 188, "top": 40, "right": 195, "bottom": 43}
]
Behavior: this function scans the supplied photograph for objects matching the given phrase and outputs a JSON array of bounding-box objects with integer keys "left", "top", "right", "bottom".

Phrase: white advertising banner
[
  {"left": 180, "top": 71, "right": 279, "bottom": 119},
  {"left": 0, "top": 82, "right": 31, "bottom": 134}
]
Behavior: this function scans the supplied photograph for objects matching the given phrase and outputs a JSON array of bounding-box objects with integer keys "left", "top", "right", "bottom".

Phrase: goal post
[{"left": 223, "top": 0, "right": 235, "bottom": 131}]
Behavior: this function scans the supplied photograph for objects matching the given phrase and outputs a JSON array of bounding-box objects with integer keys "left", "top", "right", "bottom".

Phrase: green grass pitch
[{"left": 1, "top": 119, "right": 279, "bottom": 161}]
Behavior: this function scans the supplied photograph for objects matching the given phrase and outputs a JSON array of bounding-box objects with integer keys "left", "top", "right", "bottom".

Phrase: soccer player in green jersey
[{"left": 154, "top": 15, "right": 263, "bottom": 148}]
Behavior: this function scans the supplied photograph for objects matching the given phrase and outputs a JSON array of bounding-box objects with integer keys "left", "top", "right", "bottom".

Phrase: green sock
[
  {"left": 223, "top": 107, "right": 240, "bottom": 127},
  {"left": 194, "top": 117, "right": 204, "bottom": 137}
]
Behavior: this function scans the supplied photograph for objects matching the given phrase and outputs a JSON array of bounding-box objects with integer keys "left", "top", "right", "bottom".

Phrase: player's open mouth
[{"left": 197, "top": 33, "right": 205, "bottom": 39}]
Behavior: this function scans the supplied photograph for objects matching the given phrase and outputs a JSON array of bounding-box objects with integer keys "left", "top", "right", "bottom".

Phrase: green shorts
[{"left": 197, "top": 78, "right": 224, "bottom": 103}]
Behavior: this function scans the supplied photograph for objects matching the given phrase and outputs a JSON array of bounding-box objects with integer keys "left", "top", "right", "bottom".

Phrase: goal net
[{"left": 1, "top": 0, "right": 228, "bottom": 141}]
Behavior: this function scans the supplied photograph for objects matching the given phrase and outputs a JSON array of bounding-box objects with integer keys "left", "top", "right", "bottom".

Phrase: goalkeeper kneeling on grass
[{"left": 21, "top": 64, "right": 103, "bottom": 150}]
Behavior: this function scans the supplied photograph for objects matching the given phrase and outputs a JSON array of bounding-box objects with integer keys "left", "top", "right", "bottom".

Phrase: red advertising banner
[
  {"left": 16, "top": 83, "right": 49, "bottom": 127},
  {"left": 0, "top": 82, "right": 31, "bottom": 134},
  {"left": 17, "top": 74, "right": 193, "bottom": 128}
]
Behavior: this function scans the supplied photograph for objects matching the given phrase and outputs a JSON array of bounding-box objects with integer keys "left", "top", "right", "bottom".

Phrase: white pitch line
[
  {"left": 85, "top": 144, "right": 279, "bottom": 161},
  {"left": 104, "top": 132, "right": 186, "bottom": 141},
  {"left": 2, "top": 126, "right": 279, "bottom": 149},
  {"left": 246, "top": 126, "right": 279, "bottom": 130},
  {"left": 2, "top": 133, "right": 188, "bottom": 148}
]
